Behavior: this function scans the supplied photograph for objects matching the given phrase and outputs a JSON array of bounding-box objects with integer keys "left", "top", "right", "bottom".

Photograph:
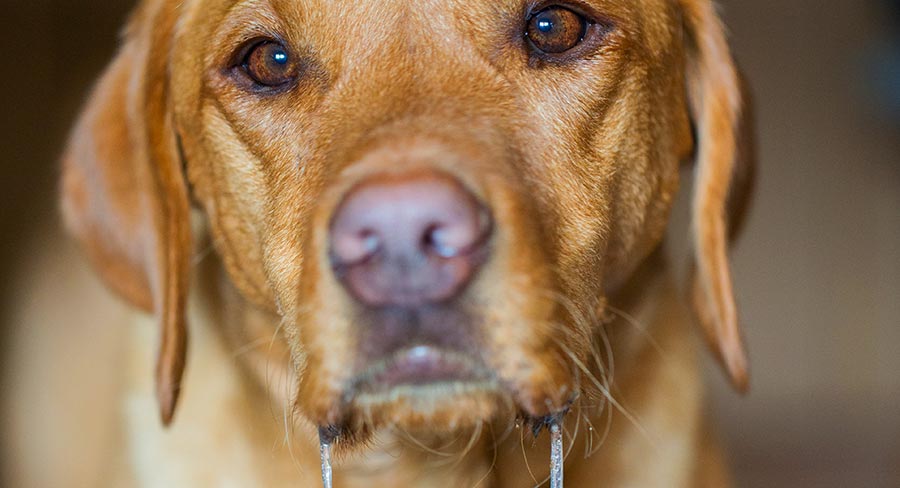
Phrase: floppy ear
[
  {"left": 681, "top": 0, "right": 756, "bottom": 392},
  {"left": 60, "top": 0, "right": 190, "bottom": 425}
]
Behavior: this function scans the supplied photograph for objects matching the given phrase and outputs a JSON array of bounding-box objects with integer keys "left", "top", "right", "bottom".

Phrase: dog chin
[{"left": 336, "top": 382, "right": 513, "bottom": 437}]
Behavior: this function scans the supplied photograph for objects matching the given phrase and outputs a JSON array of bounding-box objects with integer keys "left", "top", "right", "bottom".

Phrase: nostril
[
  {"left": 424, "top": 210, "right": 491, "bottom": 259},
  {"left": 424, "top": 224, "right": 458, "bottom": 258},
  {"left": 332, "top": 227, "right": 381, "bottom": 267}
]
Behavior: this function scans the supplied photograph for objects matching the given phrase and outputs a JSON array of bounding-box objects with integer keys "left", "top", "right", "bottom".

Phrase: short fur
[{"left": 20, "top": 0, "right": 754, "bottom": 485}]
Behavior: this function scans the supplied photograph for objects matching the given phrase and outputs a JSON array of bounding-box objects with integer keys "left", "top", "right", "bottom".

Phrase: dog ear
[
  {"left": 681, "top": 0, "right": 756, "bottom": 392},
  {"left": 60, "top": 1, "right": 190, "bottom": 425}
]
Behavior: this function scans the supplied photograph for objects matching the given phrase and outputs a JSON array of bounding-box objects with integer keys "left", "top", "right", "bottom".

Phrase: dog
[{"left": 6, "top": 0, "right": 755, "bottom": 485}]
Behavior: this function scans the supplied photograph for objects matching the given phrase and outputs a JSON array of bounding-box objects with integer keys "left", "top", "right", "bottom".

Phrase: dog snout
[{"left": 329, "top": 170, "right": 492, "bottom": 307}]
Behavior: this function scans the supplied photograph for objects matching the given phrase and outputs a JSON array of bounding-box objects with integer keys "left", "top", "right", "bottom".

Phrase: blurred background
[
  {"left": 0, "top": 0, "right": 897, "bottom": 486},
  {"left": 705, "top": 1, "right": 900, "bottom": 486}
]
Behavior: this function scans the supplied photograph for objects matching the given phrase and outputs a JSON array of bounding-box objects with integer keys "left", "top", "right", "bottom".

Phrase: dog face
[{"left": 62, "top": 0, "right": 752, "bottom": 442}]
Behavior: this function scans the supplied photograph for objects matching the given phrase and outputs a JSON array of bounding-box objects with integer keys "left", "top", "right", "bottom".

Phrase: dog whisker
[
  {"left": 545, "top": 330, "right": 655, "bottom": 454},
  {"left": 260, "top": 316, "right": 306, "bottom": 479},
  {"left": 594, "top": 318, "right": 615, "bottom": 389},
  {"left": 489, "top": 398, "right": 519, "bottom": 450},
  {"left": 189, "top": 238, "right": 220, "bottom": 268},
  {"left": 395, "top": 427, "right": 468, "bottom": 459},
  {"left": 595, "top": 399, "right": 615, "bottom": 455},
  {"left": 230, "top": 336, "right": 272, "bottom": 358},
  {"left": 454, "top": 420, "right": 485, "bottom": 470},
  {"left": 471, "top": 422, "right": 498, "bottom": 488},
  {"left": 559, "top": 338, "right": 654, "bottom": 446},
  {"left": 585, "top": 332, "right": 613, "bottom": 417},
  {"left": 581, "top": 410, "right": 596, "bottom": 459},
  {"left": 605, "top": 304, "right": 668, "bottom": 360},
  {"left": 564, "top": 403, "right": 581, "bottom": 462},
  {"left": 518, "top": 417, "right": 539, "bottom": 486}
]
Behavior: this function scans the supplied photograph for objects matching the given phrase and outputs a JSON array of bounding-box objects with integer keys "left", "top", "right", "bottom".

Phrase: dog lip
[{"left": 353, "top": 345, "right": 491, "bottom": 392}]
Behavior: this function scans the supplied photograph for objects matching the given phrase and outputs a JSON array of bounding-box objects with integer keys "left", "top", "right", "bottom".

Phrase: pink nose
[{"left": 329, "top": 171, "right": 492, "bottom": 307}]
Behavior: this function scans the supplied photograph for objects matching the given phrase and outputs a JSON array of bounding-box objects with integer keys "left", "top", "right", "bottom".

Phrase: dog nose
[{"left": 329, "top": 171, "right": 492, "bottom": 307}]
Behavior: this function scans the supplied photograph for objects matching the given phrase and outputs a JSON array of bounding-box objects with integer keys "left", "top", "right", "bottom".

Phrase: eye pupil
[
  {"left": 526, "top": 6, "right": 588, "bottom": 55},
  {"left": 537, "top": 18, "right": 554, "bottom": 33},
  {"left": 241, "top": 41, "right": 299, "bottom": 88}
]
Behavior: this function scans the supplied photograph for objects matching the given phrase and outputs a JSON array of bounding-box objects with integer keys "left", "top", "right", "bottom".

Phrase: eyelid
[
  {"left": 528, "top": 0, "right": 596, "bottom": 19},
  {"left": 230, "top": 37, "right": 279, "bottom": 69},
  {"left": 526, "top": 1, "right": 619, "bottom": 33}
]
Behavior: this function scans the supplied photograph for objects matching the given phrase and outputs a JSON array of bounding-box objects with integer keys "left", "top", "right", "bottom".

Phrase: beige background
[
  {"left": 1, "top": 0, "right": 898, "bottom": 486},
  {"left": 704, "top": 1, "right": 900, "bottom": 486}
]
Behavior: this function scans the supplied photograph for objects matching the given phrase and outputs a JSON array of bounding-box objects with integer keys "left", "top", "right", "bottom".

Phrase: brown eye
[
  {"left": 242, "top": 41, "right": 298, "bottom": 87},
  {"left": 526, "top": 6, "right": 587, "bottom": 54}
]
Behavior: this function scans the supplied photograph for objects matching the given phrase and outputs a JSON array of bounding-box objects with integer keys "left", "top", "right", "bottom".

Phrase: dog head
[{"left": 61, "top": 0, "right": 753, "bottom": 441}]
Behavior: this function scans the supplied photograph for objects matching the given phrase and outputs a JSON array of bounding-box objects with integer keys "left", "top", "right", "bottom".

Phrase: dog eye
[
  {"left": 241, "top": 41, "right": 298, "bottom": 87},
  {"left": 526, "top": 6, "right": 587, "bottom": 54}
]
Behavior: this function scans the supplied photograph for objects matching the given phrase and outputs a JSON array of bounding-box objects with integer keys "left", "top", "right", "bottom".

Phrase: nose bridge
[
  {"left": 331, "top": 3, "right": 510, "bottom": 144},
  {"left": 314, "top": 1, "right": 527, "bottom": 240},
  {"left": 332, "top": 73, "right": 513, "bottom": 187}
]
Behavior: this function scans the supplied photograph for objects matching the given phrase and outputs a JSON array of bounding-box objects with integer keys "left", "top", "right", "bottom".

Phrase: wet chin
[
  {"left": 301, "top": 348, "right": 574, "bottom": 439},
  {"left": 344, "top": 382, "right": 513, "bottom": 434}
]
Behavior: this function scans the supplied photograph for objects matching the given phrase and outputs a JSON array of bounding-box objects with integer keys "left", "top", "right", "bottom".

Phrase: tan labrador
[{"left": 7, "top": 0, "right": 755, "bottom": 485}]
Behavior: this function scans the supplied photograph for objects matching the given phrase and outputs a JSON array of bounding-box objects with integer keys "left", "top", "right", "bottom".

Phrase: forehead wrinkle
[
  {"left": 209, "top": 0, "right": 287, "bottom": 54},
  {"left": 563, "top": 0, "right": 640, "bottom": 30},
  {"left": 417, "top": 0, "right": 508, "bottom": 58},
  {"left": 214, "top": 0, "right": 340, "bottom": 53},
  {"left": 270, "top": 0, "right": 333, "bottom": 45},
  {"left": 280, "top": 0, "right": 409, "bottom": 77},
  {"left": 395, "top": 0, "right": 526, "bottom": 99}
]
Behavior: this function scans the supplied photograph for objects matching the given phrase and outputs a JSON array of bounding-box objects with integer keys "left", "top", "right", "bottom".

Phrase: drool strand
[
  {"left": 319, "top": 430, "right": 334, "bottom": 488},
  {"left": 550, "top": 420, "right": 564, "bottom": 488}
]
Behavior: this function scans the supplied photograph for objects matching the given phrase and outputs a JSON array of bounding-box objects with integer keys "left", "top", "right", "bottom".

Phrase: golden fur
[{"left": 6, "top": 0, "right": 754, "bottom": 486}]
